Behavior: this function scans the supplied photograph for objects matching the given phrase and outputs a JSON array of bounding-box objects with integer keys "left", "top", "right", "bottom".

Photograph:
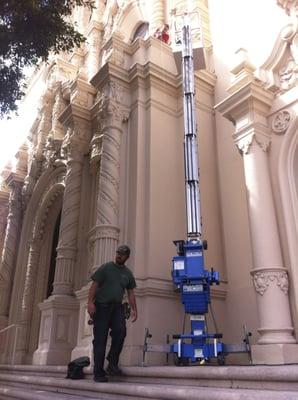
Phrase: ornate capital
[
  {"left": 234, "top": 125, "right": 271, "bottom": 155},
  {"left": 96, "top": 81, "right": 129, "bottom": 130},
  {"left": 251, "top": 269, "right": 289, "bottom": 295},
  {"left": 6, "top": 174, "right": 24, "bottom": 215}
]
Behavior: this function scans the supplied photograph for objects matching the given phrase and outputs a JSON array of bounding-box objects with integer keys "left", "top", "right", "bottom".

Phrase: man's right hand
[{"left": 87, "top": 302, "right": 96, "bottom": 318}]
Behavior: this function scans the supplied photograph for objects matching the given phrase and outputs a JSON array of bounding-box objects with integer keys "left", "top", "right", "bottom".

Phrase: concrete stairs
[{"left": 0, "top": 364, "right": 298, "bottom": 399}]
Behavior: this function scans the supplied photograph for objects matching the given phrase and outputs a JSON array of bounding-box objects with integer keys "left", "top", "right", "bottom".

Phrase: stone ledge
[
  {"left": 0, "top": 373, "right": 298, "bottom": 400},
  {"left": 2, "top": 364, "right": 298, "bottom": 392}
]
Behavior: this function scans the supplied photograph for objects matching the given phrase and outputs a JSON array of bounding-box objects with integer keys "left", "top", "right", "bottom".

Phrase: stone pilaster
[
  {"left": 216, "top": 72, "right": 298, "bottom": 363},
  {"left": 0, "top": 174, "right": 24, "bottom": 331}
]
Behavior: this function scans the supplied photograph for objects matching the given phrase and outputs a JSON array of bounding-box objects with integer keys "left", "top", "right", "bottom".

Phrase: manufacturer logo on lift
[{"left": 183, "top": 284, "right": 203, "bottom": 292}]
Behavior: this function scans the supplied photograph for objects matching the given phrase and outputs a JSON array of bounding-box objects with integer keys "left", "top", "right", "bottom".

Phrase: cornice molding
[
  {"left": 215, "top": 81, "right": 274, "bottom": 154},
  {"left": 59, "top": 103, "right": 92, "bottom": 126},
  {"left": 86, "top": 20, "right": 104, "bottom": 37},
  {"left": 215, "top": 81, "right": 274, "bottom": 125},
  {"left": 6, "top": 172, "right": 25, "bottom": 187}
]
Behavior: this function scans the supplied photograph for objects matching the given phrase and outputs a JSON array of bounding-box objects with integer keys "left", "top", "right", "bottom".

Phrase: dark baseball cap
[{"left": 116, "top": 245, "right": 131, "bottom": 256}]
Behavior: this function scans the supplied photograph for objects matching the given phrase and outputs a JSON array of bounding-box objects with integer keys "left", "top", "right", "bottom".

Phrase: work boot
[
  {"left": 94, "top": 374, "right": 108, "bottom": 382},
  {"left": 106, "top": 364, "right": 123, "bottom": 376}
]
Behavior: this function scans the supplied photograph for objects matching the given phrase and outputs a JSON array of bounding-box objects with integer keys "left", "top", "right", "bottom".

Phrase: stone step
[
  {"left": 0, "top": 385, "right": 104, "bottom": 400},
  {"left": 1, "top": 364, "right": 298, "bottom": 391},
  {"left": 0, "top": 372, "right": 298, "bottom": 400}
]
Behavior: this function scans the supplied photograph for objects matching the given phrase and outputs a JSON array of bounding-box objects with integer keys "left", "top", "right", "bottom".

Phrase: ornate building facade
[{"left": 0, "top": 0, "right": 297, "bottom": 367}]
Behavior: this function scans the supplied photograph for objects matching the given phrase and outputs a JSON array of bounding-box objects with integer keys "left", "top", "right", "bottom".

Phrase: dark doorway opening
[{"left": 47, "top": 211, "right": 61, "bottom": 298}]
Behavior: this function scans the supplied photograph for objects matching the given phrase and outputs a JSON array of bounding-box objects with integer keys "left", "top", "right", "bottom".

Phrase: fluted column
[
  {"left": 216, "top": 75, "right": 298, "bottom": 363},
  {"left": 52, "top": 135, "right": 88, "bottom": 295},
  {"left": 0, "top": 174, "right": 24, "bottom": 327}
]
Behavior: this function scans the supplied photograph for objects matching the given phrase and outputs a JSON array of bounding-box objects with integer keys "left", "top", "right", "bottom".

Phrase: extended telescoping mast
[{"left": 181, "top": 19, "right": 201, "bottom": 240}]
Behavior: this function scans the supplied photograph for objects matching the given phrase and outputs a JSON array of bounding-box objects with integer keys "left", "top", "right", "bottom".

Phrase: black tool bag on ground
[{"left": 66, "top": 356, "right": 90, "bottom": 379}]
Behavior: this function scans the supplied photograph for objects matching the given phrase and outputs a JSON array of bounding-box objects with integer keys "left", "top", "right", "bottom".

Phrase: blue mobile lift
[{"left": 143, "top": 14, "right": 251, "bottom": 366}]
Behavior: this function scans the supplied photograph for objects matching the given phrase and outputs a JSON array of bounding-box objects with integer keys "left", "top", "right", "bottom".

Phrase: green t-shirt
[{"left": 91, "top": 261, "right": 136, "bottom": 304}]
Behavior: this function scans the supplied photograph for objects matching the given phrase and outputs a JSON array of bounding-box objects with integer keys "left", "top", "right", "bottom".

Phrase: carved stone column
[
  {"left": 92, "top": 94, "right": 128, "bottom": 269},
  {"left": 216, "top": 76, "right": 298, "bottom": 363},
  {"left": 70, "top": 83, "right": 128, "bottom": 360},
  {"left": 17, "top": 238, "right": 41, "bottom": 362},
  {"left": 0, "top": 174, "right": 24, "bottom": 331},
  {"left": 52, "top": 135, "right": 88, "bottom": 295}
]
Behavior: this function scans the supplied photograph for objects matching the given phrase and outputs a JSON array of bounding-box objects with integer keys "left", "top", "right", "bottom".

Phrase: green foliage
[{"left": 0, "top": 0, "right": 94, "bottom": 118}]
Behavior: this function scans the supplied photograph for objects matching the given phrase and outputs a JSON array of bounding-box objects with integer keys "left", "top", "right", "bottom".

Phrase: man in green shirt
[{"left": 87, "top": 245, "right": 137, "bottom": 382}]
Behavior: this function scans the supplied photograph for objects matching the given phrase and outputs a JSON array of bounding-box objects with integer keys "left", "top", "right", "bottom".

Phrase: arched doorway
[{"left": 47, "top": 211, "right": 61, "bottom": 298}]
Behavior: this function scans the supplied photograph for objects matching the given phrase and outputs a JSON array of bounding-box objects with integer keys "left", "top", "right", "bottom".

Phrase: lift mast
[
  {"left": 182, "top": 18, "right": 201, "bottom": 240},
  {"left": 143, "top": 14, "right": 252, "bottom": 366},
  {"left": 171, "top": 13, "right": 222, "bottom": 364}
]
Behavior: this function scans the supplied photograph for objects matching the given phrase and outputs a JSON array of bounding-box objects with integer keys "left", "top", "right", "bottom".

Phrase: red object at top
[{"left": 161, "top": 31, "right": 169, "bottom": 44}]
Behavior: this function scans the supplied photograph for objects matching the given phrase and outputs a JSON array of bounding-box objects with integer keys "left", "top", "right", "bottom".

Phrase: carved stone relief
[
  {"left": 279, "top": 56, "right": 297, "bottom": 90},
  {"left": 272, "top": 110, "right": 292, "bottom": 134},
  {"left": 51, "top": 83, "right": 67, "bottom": 140},
  {"left": 103, "top": 0, "right": 129, "bottom": 41},
  {"left": 44, "top": 136, "right": 64, "bottom": 169}
]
